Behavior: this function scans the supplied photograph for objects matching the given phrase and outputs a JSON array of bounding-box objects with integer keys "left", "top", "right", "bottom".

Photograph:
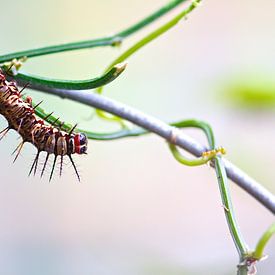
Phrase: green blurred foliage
[{"left": 224, "top": 75, "right": 275, "bottom": 109}]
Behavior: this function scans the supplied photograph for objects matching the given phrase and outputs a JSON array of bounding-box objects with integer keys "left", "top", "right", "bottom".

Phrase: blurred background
[{"left": 0, "top": 0, "right": 274, "bottom": 274}]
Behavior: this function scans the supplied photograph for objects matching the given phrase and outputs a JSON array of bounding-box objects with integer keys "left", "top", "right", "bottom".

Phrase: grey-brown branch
[{"left": 29, "top": 85, "right": 275, "bottom": 214}]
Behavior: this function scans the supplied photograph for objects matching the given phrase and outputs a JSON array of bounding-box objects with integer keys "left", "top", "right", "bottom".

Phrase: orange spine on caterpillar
[{"left": 0, "top": 69, "right": 88, "bottom": 181}]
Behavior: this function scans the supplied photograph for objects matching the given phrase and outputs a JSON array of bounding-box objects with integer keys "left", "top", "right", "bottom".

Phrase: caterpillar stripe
[{"left": 0, "top": 69, "right": 88, "bottom": 181}]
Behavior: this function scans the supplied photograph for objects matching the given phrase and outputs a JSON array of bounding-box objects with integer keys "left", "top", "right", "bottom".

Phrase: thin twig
[{"left": 25, "top": 84, "right": 275, "bottom": 215}]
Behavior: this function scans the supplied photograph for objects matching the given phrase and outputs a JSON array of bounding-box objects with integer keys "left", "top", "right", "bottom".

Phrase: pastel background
[{"left": 0, "top": 1, "right": 274, "bottom": 274}]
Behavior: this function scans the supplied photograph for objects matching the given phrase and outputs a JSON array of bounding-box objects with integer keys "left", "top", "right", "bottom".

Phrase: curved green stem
[
  {"left": 173, "top": 121, "right": 249, "bottom": 263},
  {"left": 252, "top": 223, "right": 275, "bottom": 260},
  {"left": 13, "top": 63, "right": 126, "bottom": 90},
  {"left": 169, "top": 143, "right": 214, "bottom": 166},
  {"left": 0, "top": 0, "right": 188, "bottom": 63},
  {"left": 168, "top": 119, "right": 217, "bottom": 166},
  {"left": 167, "top": 119, "right": 249, "bottom": 272},
  {"left": 96, "top": 0, "right": 202, "bottom": 123},
  {"left": 98, "top": 0, "right": 201, "bottom": 94},
  {"left": 172, "top": 119, "right": 215, "bottom": 148}
]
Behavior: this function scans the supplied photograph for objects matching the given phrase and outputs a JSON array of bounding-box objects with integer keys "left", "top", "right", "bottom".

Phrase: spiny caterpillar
[{"left": 0, "top": 69, "right": 88, "bottom": 181}]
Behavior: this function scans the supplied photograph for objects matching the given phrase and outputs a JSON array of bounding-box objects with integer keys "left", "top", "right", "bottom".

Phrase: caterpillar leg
[
  {"left": 41, "top": 153, "right": 50, "bottom": 178},
  {"left": 68, "top": 155, "right": 80, "bottom": 182},
  {"left": 49, "top": 155, "right": 57, "bottom": 182},
  {"left": 12, "top": 141, "right": 24, "bottom": 163}
]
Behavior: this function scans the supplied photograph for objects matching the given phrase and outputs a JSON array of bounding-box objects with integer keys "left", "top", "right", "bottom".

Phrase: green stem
[
  {"left": 0, "top": 0, "right": 188, "bottom": 63},
  {"left": 96, "top": 0, "right": 202, "bottom": 123},
  {"left": 252, "top": 223, "right": 275, "bottom": 260},
  {"left": 13, "top": 63, "right": 126, "bottom": 90},
  {"left": 237, "top": 265, "right": 248, "bottom": 275},
  {"left": 172, "top": 119, "right": 215, "bottom": 148},
  {"left": 117, "top": 0, "right": 189, "bottom": 38},
  {"left": 167, "top": 119, "right": 249, "bottom": 273},
  {"left": 0, "top": 37, "right": 116, "bottom": 63},
  {"left": 97, "top": 0, "right": 201, "bottom": 95},
  {"left": 214, "top": 157, "right": 248, "bottom": 258}
]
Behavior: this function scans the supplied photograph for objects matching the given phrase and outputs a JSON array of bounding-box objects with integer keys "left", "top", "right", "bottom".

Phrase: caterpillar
[{"left": 0, "top": 68, "right": 88, "bottom": 181}]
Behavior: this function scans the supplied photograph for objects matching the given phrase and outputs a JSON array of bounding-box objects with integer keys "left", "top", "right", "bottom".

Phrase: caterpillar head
[{"left": 72, "top": 133, "right": 88, "bottom": 154}]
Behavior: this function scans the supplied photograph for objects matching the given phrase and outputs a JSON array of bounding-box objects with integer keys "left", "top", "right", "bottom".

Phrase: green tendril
[
  {"left": 169, "top": 143, "right": 215, "bottom": 166},
  {"left": 95, "top": 0, "right": 202, "bottom": 124},
  {"left": 252, "top": 223, "right": 275, "bottom": 260},
  {"left": 167, "top": 119, "right": 249, "bottom": 270}
]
